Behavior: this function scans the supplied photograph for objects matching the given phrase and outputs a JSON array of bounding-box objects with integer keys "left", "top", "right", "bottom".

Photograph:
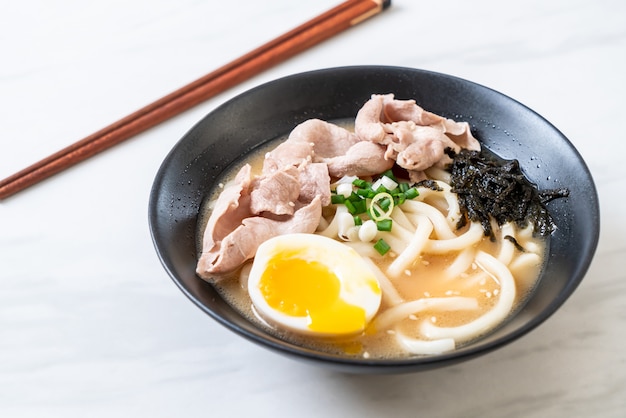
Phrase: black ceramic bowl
[{"left": 148, "top": 66, "right": 599, "bottom": 373}]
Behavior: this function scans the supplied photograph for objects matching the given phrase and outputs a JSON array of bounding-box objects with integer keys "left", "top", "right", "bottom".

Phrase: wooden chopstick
[{"left": 0, "top": 0, "right": 391, "bottom": 200}]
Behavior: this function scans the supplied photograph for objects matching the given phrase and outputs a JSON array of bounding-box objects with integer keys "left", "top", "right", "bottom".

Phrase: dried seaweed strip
[
  {"left": 445, "top": 149, "right": 568, "bottom": 240},
  {"left": 414, "top": 179, "right": 443, "bottom": 191}
]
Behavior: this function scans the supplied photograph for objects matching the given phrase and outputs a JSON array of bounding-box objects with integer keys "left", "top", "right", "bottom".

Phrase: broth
[{"left": 196, "top": 131, "right": 547, "bottom": 359}]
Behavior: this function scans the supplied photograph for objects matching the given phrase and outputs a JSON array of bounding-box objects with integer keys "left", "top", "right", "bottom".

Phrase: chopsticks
[{"left": 0, "top": 0, "right": 391, "bottom": 200}]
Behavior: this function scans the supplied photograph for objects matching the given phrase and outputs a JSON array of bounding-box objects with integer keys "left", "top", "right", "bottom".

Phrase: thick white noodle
[
  {"left": 387, "top": 215, "right": 434, "bottom": 278},
  {"left": 318, "top": 205, "right": 348, "bottom": 238},
  {"left": 390, "top": 206, "right": 415, "bottom": 231},
  {"left": 402, "top": 200, "right": 457, "bottom": 240},
  {"left": 443, "top": 247, "right": 476, "bottom": 279},
  {"left": 376, "top": 231, "right": 407, "bottom": 255},
  {"left": 344, "top": 241, "right": 380, "bottom": 258},
  {"left": 361, "top": 257, "right": 404, "bottom": 306},
  {"left": 508, "top": 252, "right": 541, "bottom": 278},
  {"left": 238, "top": 261, "right": 253, "bottom": 290},
  {"left": 388, "top": 220, "right": 416, "bottom": 243},
  {"left": 414, "top": 181, "right": 461, "bottom": 227},
  {"left": 424, "top": 167, "right": 451, "bottom": 183},
  {"left": 372, "top": 296, "right": 479, "bottom": 331},
  {"left": 316, "top": 215, "right": 330, "bottom": 232},
  {"left": 395, "top": 332, "right": 456, "bottom": 355},
  {"left": 497, "top": 222, "right": 516, "bottom": 265},
  {"left": 420, "top": 251, "right": 517, "bottom": 342},
  {"left": 336, "top": 211, "right": 358, "bottom": 241},
  {"left": 423, "top": 222, "right": 484, "bottom": 254}
]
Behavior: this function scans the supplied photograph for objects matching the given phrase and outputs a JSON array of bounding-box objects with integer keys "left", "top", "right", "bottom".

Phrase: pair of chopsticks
[{"left": 0, "top": 0, "right": 391, "bottom": 200}]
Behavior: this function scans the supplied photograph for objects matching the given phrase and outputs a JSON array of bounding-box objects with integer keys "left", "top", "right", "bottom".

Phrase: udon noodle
[{"left": 200, "top": 135, "right": 546, "bottom": 359}]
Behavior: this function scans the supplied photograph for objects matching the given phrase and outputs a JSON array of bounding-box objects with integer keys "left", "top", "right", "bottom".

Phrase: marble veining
[{"left": 1, "top": 0, "right": 624, "bottom": 416}]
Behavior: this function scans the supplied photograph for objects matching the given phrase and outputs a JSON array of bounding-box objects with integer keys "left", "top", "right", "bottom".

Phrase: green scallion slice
[
  {"left": 352, "top": 179, "right": 370, "bottom": 189},
  {"left": 404, "top": 187, "right": 419, "bottom": 200},
  {"left": 331, "top": 194, "right": 345, "bottom": 204},
  {"left": 376, "top": 218, "right": 393, "bottom": 231},
  {"left": 373, "top": 238, "right": 391, "bottom": 255}
]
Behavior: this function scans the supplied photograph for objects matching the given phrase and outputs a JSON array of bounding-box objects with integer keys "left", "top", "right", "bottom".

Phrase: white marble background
[{"left": 1, "top": 0, "right": 624, "bottom": 416}]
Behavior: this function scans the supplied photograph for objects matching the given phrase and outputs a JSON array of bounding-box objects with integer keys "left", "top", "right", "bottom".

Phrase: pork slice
[
  {"left": 393, "top": 124, "right": 459, "bottom": 171},
  {"left": 325, "top": 141, "right": 394, "bottom": 178},
  {"left": 381, "top": 94, "right": 444, "bottom": 126},
  {"left": 287, "top": 118, "right": 360, "bottom": 160},
  {"left": 442, "top": 119, "right": 481, "bottom": 150},
  {"left": 297, "top": 162, "right": 331, "bottom": 206},
  {"left": 196, "top": 196, "right": 323, "bottom": 278},
  {"left": 355, "top": 94, "right": 388, "bottom": 143},
  {"left": 263, "top": 138, "right": 314, "bottom": 173},
  {"left": 250, "top": 166, "right": 300, "bottom": 216},
  {"left": 199, "top": 164, "right": 253, "bottom": 251}
]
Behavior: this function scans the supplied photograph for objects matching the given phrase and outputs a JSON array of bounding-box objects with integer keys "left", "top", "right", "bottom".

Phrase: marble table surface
[{"left": 1, "top": 1, "right": 624, "bottom": 416}]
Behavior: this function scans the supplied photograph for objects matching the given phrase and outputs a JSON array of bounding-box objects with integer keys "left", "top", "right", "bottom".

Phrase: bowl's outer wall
[{"left": 149, "top": 66, "right": 599, "bottom": 373}]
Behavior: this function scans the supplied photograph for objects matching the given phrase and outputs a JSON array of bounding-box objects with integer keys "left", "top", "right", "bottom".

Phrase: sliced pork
[
  {"left": 297, "top": 161, "right": 331, "bottom": 206},
  {"left": 289, "top": 118, "right": 360, "bottom": 159},
  {"left": 197, "top": 93, "right": 483, "bottom": 280},
  {"left": 196, "top": 196, "right": 322, "bottom": 277},
  {"left": 325, "top": 141, "right": 394, "bottom": 178},
  {"left": 250, "top": 166, "right": 300, "bottom": 216},
  {"left": 355, "top": 94, "right": 480, "bottom": 178},
  {"left": 199, "top": 164, "right": 253, "bottom": 252}
]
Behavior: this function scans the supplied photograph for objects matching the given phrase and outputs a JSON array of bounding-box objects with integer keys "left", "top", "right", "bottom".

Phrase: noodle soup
[{"left": 197, "top": 133, "right": 548, "bottom": 359}]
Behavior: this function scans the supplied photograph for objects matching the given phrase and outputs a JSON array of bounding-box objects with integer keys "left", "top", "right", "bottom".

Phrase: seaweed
[
  {"left": 445, "top": 148, "right": 569, "bottom": 240},
  {"left": 414, "top": 179, "right": 444, "bottom": 192}
]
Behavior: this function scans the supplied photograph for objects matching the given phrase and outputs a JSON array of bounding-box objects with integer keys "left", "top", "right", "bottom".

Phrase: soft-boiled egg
[{"left": 248, "top": 233, "right": 382, "bottom": 337}]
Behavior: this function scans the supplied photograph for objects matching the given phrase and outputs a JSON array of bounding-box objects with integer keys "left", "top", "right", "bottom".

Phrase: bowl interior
[{"left": 148, "top": 66, "right": 599, "bottom": 373}]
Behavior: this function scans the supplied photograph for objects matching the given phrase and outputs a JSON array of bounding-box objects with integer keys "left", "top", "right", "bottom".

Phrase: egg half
[{"left": 248, "top": 233, "right": 382, "bottom": 337}]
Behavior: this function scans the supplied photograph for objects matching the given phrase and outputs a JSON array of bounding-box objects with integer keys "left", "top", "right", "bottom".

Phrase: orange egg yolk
[{"left": 259, "top": 256, "right": 367, "bottom": 335}]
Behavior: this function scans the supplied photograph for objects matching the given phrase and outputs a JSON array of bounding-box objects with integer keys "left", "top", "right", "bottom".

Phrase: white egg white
[{"left": 247, "top": 233, "right": 382, "bottom": 337}]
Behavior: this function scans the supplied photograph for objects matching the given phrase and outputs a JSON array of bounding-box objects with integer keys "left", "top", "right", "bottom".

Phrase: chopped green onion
[
  {"left": 380, "top": 175, "right": 398, "bottom": 191},
  {"left": 347, "top": 192, "right": 362, "bottom": 202},
  {"left": 404, "top": 187, "right": 419, "bottom": 200},
  {"left": 368, "top": 206, "right": 381, "bottom": 219},
  {"left": 373, "top": 238, "right": 391, "bottom": 255},
  {"left": 344, "top": 199, "right": 356, "bottom": 214},
  {"left": 333, "top": 173, "right": 416, "bottom": 235},
  {"left": 381, "top": 169, "right": 397, "bottom": 182},
  {"left": 378, "top": 197, "right": 391, "bottom": 211},
  {"left": 331, "top": 194, "right": 345, "bottom": 204},
  {"left": 369, "top": 192, "right": 394, "bottom": 222},
  {"left": 375, "top": 185, "right": 389, "bottom": 194},
  {"left": 356, "top": 188, "right": 375, "bottom": 199},
  {"left": 351, "top": 199, "right": 367, "bottom": 215},
  {"left": 352, "top": 179, "right": 370, "bottom": 189},
  {"left": 376, "top": 218, "right": 393, "bottom": 232},
  {"left": 335, "top": 182, "right": 353, "bottom": 198}
]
